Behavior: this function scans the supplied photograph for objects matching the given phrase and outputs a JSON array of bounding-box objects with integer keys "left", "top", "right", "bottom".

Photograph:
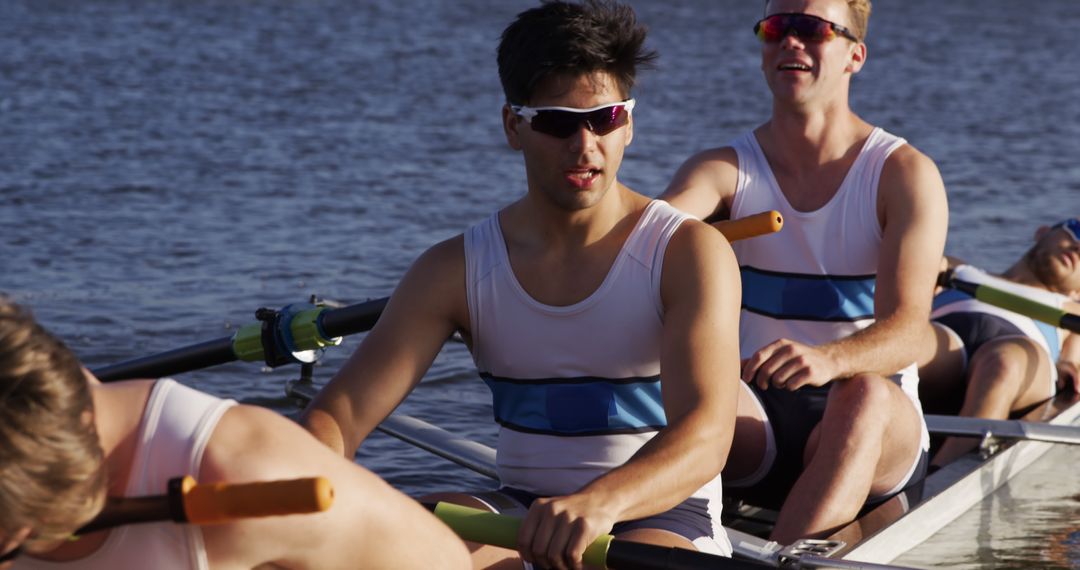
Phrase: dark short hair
[{"left": 497, "top": 0, "right": 657, "bottom": 105}]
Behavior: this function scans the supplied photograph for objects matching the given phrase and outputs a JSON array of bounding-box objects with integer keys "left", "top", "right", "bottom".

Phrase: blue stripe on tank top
[
  {"left": 1034, "top": 321, "right": 1061, "bottom": 362},
  {"left": 479, "top": 372, "right": 667, "bottom": 437},
  {"left": 740, "top": 266, "right": 876, "bottom": 322}
]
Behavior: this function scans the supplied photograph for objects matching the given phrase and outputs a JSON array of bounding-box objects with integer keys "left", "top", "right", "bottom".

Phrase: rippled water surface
[{"left": 3, "top": 1, "right": 1079, "bottom": 566}]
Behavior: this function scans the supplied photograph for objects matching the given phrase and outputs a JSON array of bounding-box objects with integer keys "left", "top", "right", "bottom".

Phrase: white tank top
[
  {"left": 17, "top": 380, "right": 235, "bottom": 570},
  {"left": 465, "top": 200, "right": 723, "bottom": 503},
  {"left": 729, "top": 128, "right": 927, "bottom": 448},
  {"left": 934, "top": 264, "right": 1068, "bottom": 365}
]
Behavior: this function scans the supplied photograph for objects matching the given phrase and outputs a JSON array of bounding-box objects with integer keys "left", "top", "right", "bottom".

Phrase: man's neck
[
  {"left": 763, "top": 102, "right": 869, "bottom": 172},
  {"left": 511, "top": 183, "right": 640, "bottom": 251}
]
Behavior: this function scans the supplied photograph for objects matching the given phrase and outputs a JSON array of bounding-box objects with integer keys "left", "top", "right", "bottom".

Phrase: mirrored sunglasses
[
  {"left": 511, "top": 99, "right": 635, "bottom": 139},
  {"left": 753, "top": 13, "right": 858, "bottom": 43},
  {"left": 1054, "top": 218, "right": 1080, "bottom": 242}
]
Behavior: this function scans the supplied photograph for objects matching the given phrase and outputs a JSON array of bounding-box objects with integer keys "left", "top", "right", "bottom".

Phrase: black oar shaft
[
  {"left": 607, "top": 540, "right": 770, "bottom": 570},
  {"left": 319, "top": 297, "right": 388, "bottom": 337},
  {"left": 94, "top": 336, "right": 237, "bottom": 382}
]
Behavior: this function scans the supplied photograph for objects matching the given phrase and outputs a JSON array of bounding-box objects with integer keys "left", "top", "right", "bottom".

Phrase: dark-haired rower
[{"left": 303, "top": 1, "right": 742, "bottom": 568}]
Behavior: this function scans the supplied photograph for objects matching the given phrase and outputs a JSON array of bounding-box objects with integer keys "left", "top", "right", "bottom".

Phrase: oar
[
  {"left": 925, "top": 414, "right": 1080, "bottom": 446},
  {"left": 712, "top": 210, "right": 784, "bottom": 242},
  {"left": 94, "top": 298, "right": 387, "bottom": 381},
  {"left": 78, "top": 475, "right": 334, "bottom": 534},
  {"left": 428, "top": 501, "right": 771, "bottom": 570},
  {"left": 0, "top": 477, "right": 333, "bottom": 563},
  {"left": 938, "top": 268, "right": 1080, "bottom": 333},
  {"left": 94, "top": 211, "right": 784, "bottom": 383}
]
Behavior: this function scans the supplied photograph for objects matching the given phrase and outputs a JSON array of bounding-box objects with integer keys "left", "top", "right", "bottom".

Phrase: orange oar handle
[
  {"left": 712, "top": 210, "right": 783, "bottom": 242},
  {"left": 177, "top": 475, "right": 335, "bottom": 525}
]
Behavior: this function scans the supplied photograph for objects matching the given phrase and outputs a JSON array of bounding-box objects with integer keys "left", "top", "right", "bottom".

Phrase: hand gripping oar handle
[
  {"left": 939, "top": 269, "right": 1080, "bottom": 333},
  {"left": 77, "top": 476, "right": 334, "bottom": 535},
  {"left": 430, "top": 502, "right": 770, "bottom": 570},
  {"left": 713, "top": 210, "right": 784, "bottom": 242}
]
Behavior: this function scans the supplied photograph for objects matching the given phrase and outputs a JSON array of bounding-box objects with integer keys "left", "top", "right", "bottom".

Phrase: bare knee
[
  {"left": 968, "top": 339, "right": 1039, "bottom": 387},
  {"left": 830, "top": 373, "right": 894, "bottom": 411}
]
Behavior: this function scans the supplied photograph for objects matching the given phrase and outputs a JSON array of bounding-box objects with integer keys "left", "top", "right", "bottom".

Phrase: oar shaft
[
  {"left": 94, "top": 336, "right": 237, "bottom": 382},
  {"left": 93, "top": 298, "right": 389, "bottom": 382}
]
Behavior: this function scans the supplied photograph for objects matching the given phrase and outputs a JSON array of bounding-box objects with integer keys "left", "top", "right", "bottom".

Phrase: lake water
[{"left": 3, "top": 0, "right": 1079, "bottom": 567}]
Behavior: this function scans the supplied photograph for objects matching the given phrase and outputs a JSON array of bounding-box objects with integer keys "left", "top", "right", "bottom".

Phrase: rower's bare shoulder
[
  {"left": 392, "top": 234, "right": 469, "bottom": 325},
  {"left": 881, "top": 143, "right": 946, "bottom": 197}
]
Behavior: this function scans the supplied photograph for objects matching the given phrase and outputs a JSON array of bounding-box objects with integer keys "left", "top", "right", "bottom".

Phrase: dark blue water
[{"left": 3, "top": 1, "right": 1079, "bottom": 565}]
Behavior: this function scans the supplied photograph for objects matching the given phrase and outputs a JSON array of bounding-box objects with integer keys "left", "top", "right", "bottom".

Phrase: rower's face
[
  {"left": 759, "top": 0, "right": 864, "bottom": 104},
  {"left": 1029, "top": 222, "right": 1080, "bottom": 295},
  {"left": 503, "top": 71, "right": 632, "bottom": 212}
]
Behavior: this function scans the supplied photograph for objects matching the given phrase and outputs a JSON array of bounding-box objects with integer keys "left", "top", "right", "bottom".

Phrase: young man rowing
[
  {"left": 302, "top": 1, "right": 742, "bottom": 568},
  {"left": 0, "top": 301, "right": 470, "bottom": 570},
  {"left": 918, "top": 218, "right": 1080, "bottom": 467},
  {"left": 661, "top": 0, "right": 948, "bottom": 544}
]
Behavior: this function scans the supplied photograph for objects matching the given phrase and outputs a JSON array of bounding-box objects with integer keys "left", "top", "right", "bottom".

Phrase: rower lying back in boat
[
  {"left": 0, "top": 301, "right": 470, "bottom": 570},
  {"left": 916, "top": 218, "right": 1080, "bottom": 468}
]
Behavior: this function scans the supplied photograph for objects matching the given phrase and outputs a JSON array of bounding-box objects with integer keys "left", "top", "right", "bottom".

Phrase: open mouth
[
  {"left": 565, "top": 168, "right": 601, "bottom": 189},
  {"left": 778, "top": 62, "right": 812, "bottom": 71}
]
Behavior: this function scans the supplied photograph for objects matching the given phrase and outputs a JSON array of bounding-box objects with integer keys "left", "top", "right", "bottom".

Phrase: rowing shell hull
[{"left": 832, "top": 392, "right": 1080, "bottom": 563}]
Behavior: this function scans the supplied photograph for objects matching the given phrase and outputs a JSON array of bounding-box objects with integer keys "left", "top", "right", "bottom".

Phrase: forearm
[
  {"left": 821, "top": 312, "right": 934, "bottom": 380},
  {"left": 575, "top": 410, "right": 729, "bottom": 522}
]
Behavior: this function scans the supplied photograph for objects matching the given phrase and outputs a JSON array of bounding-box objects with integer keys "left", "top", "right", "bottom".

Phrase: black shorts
[
  {"left": 934, "top": 311, "right": 1025, "bottom": 360},
  {"left": 726, "top": 385, "right": 830, "bottom": 510},
  {"left": 727, "top": 384, "right": 928, "bottom": 511}
]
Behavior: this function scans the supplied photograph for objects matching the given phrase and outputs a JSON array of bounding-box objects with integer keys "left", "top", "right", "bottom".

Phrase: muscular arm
[
  {"left": 744, "top": 145, "right": 949, "bottom": 390},
  {"left": 519, "top": 221, "right": 741, "bottom": 567},
  {"left": 300, "top": 236, "right": 468, "bottom": 456},
  {"left": 821, "top": 145, "right": 949, "bottom": 378},
  {"left": 660, "top": 147, "right": 740, "bottom": 221},
  {"left": 200, "top": 405, "right": 471, "bottom": 570}
]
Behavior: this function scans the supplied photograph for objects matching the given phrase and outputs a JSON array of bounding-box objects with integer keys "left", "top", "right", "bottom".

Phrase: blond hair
[
  {"left": 844, "top": 0, "right": 872, "bottom": 42},
  {"left": 0, "top": 301, "right": 106, "bottom": 546}
]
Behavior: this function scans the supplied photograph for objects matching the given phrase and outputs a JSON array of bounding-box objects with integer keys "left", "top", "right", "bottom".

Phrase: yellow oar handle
[
  {"left": 712, "top": 210, "right": 783, "bottom": 242},
  {"left": 433, "top": 502, "right": 613, "bottom": 568},
  {"left": 179, "top": 475, "right": 335, "bottom": 524}
]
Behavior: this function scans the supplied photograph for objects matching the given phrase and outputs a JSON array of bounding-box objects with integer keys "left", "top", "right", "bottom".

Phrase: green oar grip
[
  {"left": 433, "top": 502, "right": 613, "bottom": 568},
  {"left": 949, "top": 277, "right": 1079, "bottom": 333},
  {"left": 232, "top": 322, "right": 265, "bottom": 362}
]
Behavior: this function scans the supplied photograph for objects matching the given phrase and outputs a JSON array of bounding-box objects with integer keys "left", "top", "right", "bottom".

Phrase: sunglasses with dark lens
[
  {"left": 753, "top": 13, "right": 858, "bottom": 43},
  {"left": 511, "top": 99, "right": 635, "bottom": 139},
  {"left": 1054, "top": 218, "right": 1080, "bottom": 242}
]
